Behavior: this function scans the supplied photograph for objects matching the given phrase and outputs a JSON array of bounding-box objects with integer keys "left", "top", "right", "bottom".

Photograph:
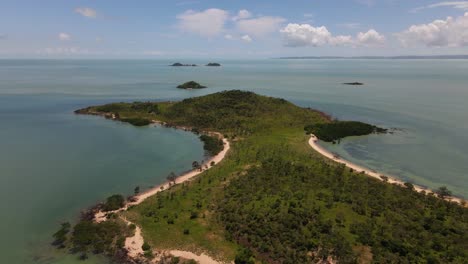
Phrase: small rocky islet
[
  {"left": 343, "top": 82, "right": 364, "bottom": 85},
  {"left": 176, "top": 81, "right": 207, "bottom": 89},
  {"left": 170, "top": 62, "right": 222, "bottom": 67}
]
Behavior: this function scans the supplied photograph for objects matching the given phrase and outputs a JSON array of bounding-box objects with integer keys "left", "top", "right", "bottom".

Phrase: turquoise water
[{"left": 1, "top": 59, "right": 467, "bottom": 263}]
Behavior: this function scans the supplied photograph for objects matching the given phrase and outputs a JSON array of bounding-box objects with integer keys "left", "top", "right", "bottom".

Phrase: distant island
[
  {"left": 171, "top": 62, "right": 223, "bottom": 67},
  {"left": 171, "top": 62, "right": 197, "bottom": 67},
  {"left": 177, "top": 81, "right": 207, "bottom": 89},
  {"left": 276, "top": 55, "right": 468, "bottom": 60},
  {"left": 61, "top": 91, "right": 467, "bottom": 264},
  {"left": 343, "top": 82, "right": 364, "bottom": 85}
]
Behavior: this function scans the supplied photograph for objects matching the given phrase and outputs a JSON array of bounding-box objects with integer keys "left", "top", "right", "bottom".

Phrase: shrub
[
  {"left": 142, "top": 242, "right": 151, "bottom": 251},
  {"left": 103, "top": 194, "right": 125, "bottom": 211}
]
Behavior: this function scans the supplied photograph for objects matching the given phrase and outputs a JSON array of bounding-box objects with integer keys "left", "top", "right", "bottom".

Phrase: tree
[
  {"left": 192, "top": 161, "right": 201, "bottom": 171},
  {"left": 142, "top": 242, "right": 151, "bottom": 251},
  {"left": 436, "top": 186, "right": 452, "bottom": 198},
  {"left": 235, "top": 247, "right": 255, "bottom": 264},
  {"left": 404, "top": 182, "right": 414, "bottom": 190},
  {"left": 167, "top": 172, "right": 177, "bottom": 184},
  {"left": 134, "top": 186, "right": 140, "bottom": 196},
  {"left": 103, "top": 194, "right": 125, "bottom": 211}
]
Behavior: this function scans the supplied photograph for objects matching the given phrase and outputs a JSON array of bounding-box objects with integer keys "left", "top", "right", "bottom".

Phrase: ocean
[{"left": 0, "top": 59, "right": 467, "bottom": 263}]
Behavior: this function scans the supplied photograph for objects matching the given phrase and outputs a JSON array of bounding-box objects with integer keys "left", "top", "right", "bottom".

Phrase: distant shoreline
[
  {"left": 308, "top": 134, "right": 466, "bottom": 205},
  {"left": 276, "top": 55, "right": 468, "bottom": 60}
]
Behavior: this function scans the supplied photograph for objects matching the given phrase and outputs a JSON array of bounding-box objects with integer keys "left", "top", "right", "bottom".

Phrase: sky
[{"left": 0, "top": 0, "right": 468, "bottom": 58}]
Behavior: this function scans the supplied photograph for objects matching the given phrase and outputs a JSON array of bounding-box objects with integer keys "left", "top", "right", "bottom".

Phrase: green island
[
  {"left": 59, "top": 90, "right": 467, "bottom": 264},
  {"left": 305, "top": 121, "right": 387, "bottom": 143},
  {"left": 177, "top": 81, "right": 207, "bottom": 89}
]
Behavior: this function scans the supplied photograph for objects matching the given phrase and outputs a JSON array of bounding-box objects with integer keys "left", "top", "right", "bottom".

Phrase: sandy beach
[
  {"left": 94, "top": 129, "right": 230, "bottom": 263},
  {"left": 308, "top": 135, "right": 465, "bottom": 205}
]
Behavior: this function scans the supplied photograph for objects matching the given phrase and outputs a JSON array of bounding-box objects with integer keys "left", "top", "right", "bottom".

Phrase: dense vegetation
[
  {"left": 70, "top": 90, "right": 467, "bottom": 263},
  {"left": 199, "top": 134, "right": 224, "bottom": 156},
  {"left": 103, "top": 194, "right": 125, "bottom": 211},
  {"left": 177, "top": 81, "right": 207, "bottom": 89},
  {"left": 206, "top": 63, "right": 221, "bottom": 66},
  {"left": 70, "top": 218, "right": 133, "bottom": 261},
  {"left": 305, "top": 121, "right": 387, "bottom": 142}
]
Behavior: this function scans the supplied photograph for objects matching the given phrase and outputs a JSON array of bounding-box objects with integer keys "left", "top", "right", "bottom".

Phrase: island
[
  {"left": 176, "top": 81, "right": 207, "bottom": 89},
  {"left": 57, "top": 91, "right": 467, "bottom": 264},
  {"left": 171, "top": 62, "right": 197, "bottom": 67},
  {"left": 206, "top": 62, "right": 221, "bottom": 66},
  {"left": 343, "top": 82, "right": 364, "bottom": 85}
]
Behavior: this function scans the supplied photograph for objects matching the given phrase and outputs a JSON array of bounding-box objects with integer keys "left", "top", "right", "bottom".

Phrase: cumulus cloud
[
  {"left": 280, "top": 23, "right": 385, "bottom": 47},
  {"left": 412, "top": 1, "right": 468, "bottom": 12},
  {"left": 75, "top": 7, "right": 98, "bottom": 18},
  {"left": 241, "top": 35, "right": 252, "bottom": 42},
  {"left": 232, "top": 9, "right": 252, "bottom": 21},
  {"left": 236, "top": 16, "right": 286, "bottom": 37},
  {"left": 357, "top": 29, "right": 385, "bottom": 46},
  {"left": 397, "top": 13, "right": 468, "bottom": 47},
  {"left": 58, "top": 33, "right": 71, "bottom": 41},
  {"left": 177, "top": 8, "right": 229, "bottom": 37},
  {"left": 280, "top": 24, "right": 338, "bottom": 46}
]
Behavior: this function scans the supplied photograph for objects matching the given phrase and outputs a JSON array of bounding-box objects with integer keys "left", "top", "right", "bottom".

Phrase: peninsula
[{"left": 58, "top": 91, "right": 467, "bottom": 264}]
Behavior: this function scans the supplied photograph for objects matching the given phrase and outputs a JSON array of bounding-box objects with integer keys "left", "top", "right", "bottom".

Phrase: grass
[{"left": 73, "top": 90, "right": 468, "bottom": 263}]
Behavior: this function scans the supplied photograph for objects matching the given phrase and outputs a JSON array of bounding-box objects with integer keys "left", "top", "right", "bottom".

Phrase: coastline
[
  {"left": 308, "top": 134, "right": 466, "bottom": 205},
  {"left": 90, "top": 117, "right": 231, "bottom": 263}
]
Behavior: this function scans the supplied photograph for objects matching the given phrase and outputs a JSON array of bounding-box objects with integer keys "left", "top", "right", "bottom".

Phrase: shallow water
[{"left": 0, "top": 59, "right": 467, "bottom": 263}]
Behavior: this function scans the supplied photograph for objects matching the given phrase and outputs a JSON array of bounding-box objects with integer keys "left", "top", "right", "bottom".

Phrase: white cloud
[
  {"left": 241, "top": 35, "right": 252, "bottom": 42},
  {"left": 75, "top": 7, "right": 98, "bottom": 18},
  {"left": 412, "top": 1, "right": 468, "bottom": 12},
  {"left": 58, "top": 33, "right": 71, "bottom": 41},
  {"left": 357, "top": 29, "right": 385, "bottom": 46},
  {"left": 177, "top": 8, "right": 229, "bottom": 37},
  {"left": 224, "top": 34, "right": 234, "bottom": 40},
  {"left": 232, "top": 9, "right": 252, "bottom": 21},
  {"left": 280, "top": 23, "right": 352, "bottom": 47},
  {"left": 236, "top": 16, "right": 286, "bottom": 36},
  {"left": 397, "top": 13, "right": 468, "bottom": 47},
  {"left": 280, "top": 23, "right": 385, "bottom": 47}
]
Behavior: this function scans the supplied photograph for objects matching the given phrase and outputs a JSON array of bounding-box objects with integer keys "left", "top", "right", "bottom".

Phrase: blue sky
[{"left": 1, "top": 0, "right": 468, "bottom": 58}]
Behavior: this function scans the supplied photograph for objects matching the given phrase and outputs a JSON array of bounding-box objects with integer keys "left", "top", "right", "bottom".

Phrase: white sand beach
[
  {"left": 94, "top": 132, "right": 230, "bottom": 263},
  {"left": 308, "top": 135, "right": 465, "bottom": 205}
]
